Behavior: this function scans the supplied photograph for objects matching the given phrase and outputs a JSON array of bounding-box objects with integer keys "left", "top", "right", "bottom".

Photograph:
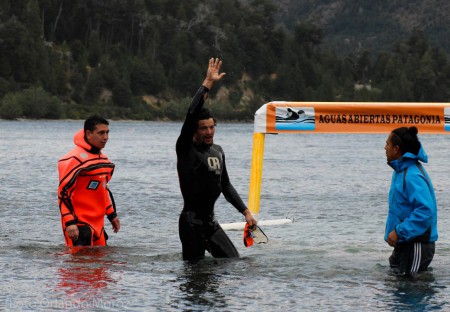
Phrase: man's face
[
  {"left": 385, "top": 133, "right": 401, "bottom": 162},
  {"left": 194, "top": 118, "right": 215, "bottom": 146},
  {"left": 86, "top": 123, "right": 109, "bottom": 149}
]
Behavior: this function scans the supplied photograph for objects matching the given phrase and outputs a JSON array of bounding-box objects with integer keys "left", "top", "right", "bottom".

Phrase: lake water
[{"left": 0, "top": 120, "right": 449, "bottom": 311}]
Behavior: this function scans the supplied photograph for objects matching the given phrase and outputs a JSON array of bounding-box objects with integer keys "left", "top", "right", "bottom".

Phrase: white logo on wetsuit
[{"left": 207, "top": 157, "right": 221, "bottom": 174}]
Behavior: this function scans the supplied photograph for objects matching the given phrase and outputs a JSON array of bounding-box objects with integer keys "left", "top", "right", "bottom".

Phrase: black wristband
[
  {"left": 107, "top": 212, "right": 117, "bottom": 221},
  {"left": 65, "top": 219, "right": 77, "bottom": 227}
]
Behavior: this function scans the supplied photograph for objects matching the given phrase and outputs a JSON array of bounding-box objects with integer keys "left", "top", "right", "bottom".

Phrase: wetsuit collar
[{"left": 193, "top": 140, "right": 211, "bottom": 151}]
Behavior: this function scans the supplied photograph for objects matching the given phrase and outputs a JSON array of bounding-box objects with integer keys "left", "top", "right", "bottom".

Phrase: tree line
[{"left": 1, "top": 0, "right": 449, "bottom": 121}]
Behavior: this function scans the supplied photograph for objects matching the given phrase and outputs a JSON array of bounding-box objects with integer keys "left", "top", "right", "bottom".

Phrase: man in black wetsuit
[{"left": 176, "top": 58, "right": 257, "bottom": 261}]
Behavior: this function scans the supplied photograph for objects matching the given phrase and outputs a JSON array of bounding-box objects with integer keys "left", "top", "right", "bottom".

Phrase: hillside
[
  {"left": 1, "top": 0, "right": 450, "bottom": 121},
  {"left": 275, "top": 0, "right": 450, "bottom": 55}
]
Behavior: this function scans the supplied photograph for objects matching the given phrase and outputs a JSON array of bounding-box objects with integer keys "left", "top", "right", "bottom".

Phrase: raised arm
[{"left": 176, "top": 58, "right": 226, "bottom": 150}]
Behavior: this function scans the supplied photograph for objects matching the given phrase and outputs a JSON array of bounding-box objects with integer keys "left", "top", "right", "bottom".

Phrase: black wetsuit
[{"left": 176, "top": 85, "right": 247, "bottom": 260}]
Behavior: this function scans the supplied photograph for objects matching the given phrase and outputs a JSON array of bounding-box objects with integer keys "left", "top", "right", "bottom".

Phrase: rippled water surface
[{"left": 1, "top": 120, "right": 449, "bottom": 311}]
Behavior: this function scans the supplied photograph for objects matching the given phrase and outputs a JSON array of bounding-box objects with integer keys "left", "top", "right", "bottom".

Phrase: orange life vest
[{"left": 58, "top": 129, "right": 116, "bottom": 246}]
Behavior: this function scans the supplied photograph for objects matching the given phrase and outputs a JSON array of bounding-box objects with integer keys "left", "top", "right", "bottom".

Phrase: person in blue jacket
[{"left": 384, "top": 126, "right": 438, "bottom": 276}]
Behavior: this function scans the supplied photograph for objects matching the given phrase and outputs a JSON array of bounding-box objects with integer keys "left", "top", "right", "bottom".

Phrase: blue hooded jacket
[{"left": 384, "top": 144, "right": 438, "bottom": 243}]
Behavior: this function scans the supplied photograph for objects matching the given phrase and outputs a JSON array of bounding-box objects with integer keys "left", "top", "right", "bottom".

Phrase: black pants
[
  {"left": 179, "top": 211, "right": 239, "bottom": 261},
  {"left": 389, "top": 242, "right": 435, "bottom": 276},
  {"left": 71, "top": 225, "right": 108, "bottom": 246},
  {"left": 72, "top": 225, "right": 93, "bottom": 246}
]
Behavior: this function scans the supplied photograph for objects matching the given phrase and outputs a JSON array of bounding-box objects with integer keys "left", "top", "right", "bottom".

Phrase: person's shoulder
[
  {"left": 403, "top": 163, "right": 428, "bottom": 186},
  {"left": 100, "top": 151, "right": 112, "bottom": 162},
  {"left": 176, "top": 135, "right": 193, "bottom": 151},
  {"left": 58, "top": 147, "right": 82, "bottom": 177},
  {"left": 58, "top": 146, "right": 79, "bottom": 162},
  {"left": 212, "top": 143, "right": 224, "bottom": 152},
  {"left": 59, "top": 145, "right": 98, "bottom": 164},
  {"left": 215, "top": 144, "right": 228, "bottom": 158}
]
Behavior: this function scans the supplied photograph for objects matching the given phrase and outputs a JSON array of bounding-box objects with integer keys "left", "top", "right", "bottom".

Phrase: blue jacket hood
[{"left": 388, "top": 144, "right": 428, "bottom": 172}]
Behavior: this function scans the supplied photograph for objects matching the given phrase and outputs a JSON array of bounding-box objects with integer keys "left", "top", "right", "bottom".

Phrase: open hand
[{"left": 203, "top": 58, "right": 226, "bottom": 89}]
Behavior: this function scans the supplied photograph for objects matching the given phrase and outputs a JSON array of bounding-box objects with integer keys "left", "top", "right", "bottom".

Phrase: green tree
[
  {"left": 88, "top": 31, "right": 102, "bottom": 67},
  {"left": 84, "top": 69, "right": 105, "bottom": 102},
  {"left": 70, "top": 39, "right": 86, "bottom": 63},
  {"left": 112, "top": 80, "right": 133, "bottom": 107},
  {"left": 17, "top": 87, "right": 63, "bottom": 118},
  {"left": 0, "top": 92, "right": 23, "bottom": 119},
  {"left": 0, "top": 77, "right": 12, "bottom": 98},
  {"left": 171, "top": 57, "right": 203, "bottom": 96}
]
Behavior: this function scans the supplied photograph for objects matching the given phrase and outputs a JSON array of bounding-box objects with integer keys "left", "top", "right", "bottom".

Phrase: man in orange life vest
[{"left": 58, "top": 116, "right": 120, "bottom": 246}]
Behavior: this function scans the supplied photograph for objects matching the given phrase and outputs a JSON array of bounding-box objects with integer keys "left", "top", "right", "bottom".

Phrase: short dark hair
[
  {"left": 391, "top": 126, "right": 420, "bottom": 155},
  {"left": 84, "top": 115, "right": 109, "bottom": 132},
  {"left": 195, "top": 108, "right": 216, "bottom": 129}
]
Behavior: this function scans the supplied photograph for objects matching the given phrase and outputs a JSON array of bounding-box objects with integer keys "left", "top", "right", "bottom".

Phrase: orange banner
[{"left": 257, "top": 102, "right": 450, "bottom": 134}]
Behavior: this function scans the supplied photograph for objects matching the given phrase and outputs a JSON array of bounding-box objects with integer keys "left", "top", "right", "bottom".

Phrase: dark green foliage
[
  {"left": 160, "top": 96, "right": 192, "bottom": 120},
  {"left": 84, "top": 70, "right": 105, "bottom": 102},
  {"left": 1, "top": 0, "right": 450, "bottom": 120},
  {"left": 112, "top": 81, "right": 134, "bottom": 108},
  {"left": 0, "top": 93, "right": 24, "bottom": 119},
  {"left": 130, "top": 58, "right": 167, "bottom": 95},
  {"left": 0, "top": 87, "right": 63, "bottom": 119},
  {"left": 88, "top": 31, "right": 102, "bottom": 68}
]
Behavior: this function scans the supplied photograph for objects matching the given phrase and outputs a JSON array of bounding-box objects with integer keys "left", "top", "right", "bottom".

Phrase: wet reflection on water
[
  {"left": 385, "top": 272, "right": 447, "bottom": 311},
  {"left": 175, "top": 259, "right": 233, "bottom": 310},
  {"left": 44, "top": 247, "right": 131, "bottom": 310},
  {"left": 56, "top": 248, "right": 119, "bottom": 299}
]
